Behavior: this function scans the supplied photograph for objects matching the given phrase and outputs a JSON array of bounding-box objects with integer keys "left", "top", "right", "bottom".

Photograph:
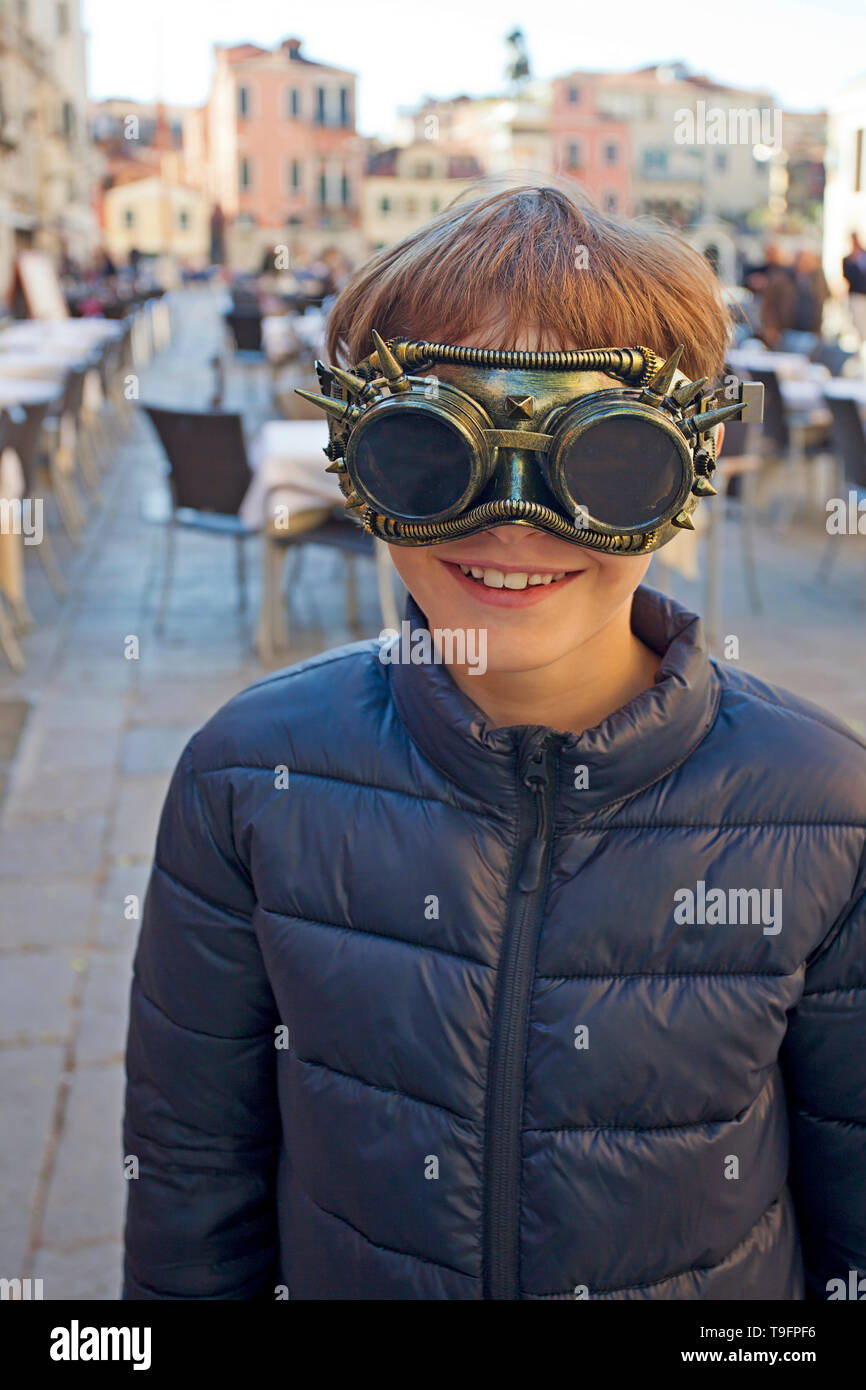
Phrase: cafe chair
[
  {"left": 816, "top": 394, "right": 866, "bottom": 587},
  {"left": 142, "top": 404, "right": 259, "bottom": 632}
]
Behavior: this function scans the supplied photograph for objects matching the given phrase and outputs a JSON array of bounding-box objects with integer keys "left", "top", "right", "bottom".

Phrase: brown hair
[{"left": 325, "top": 178, "right": 731, "bottom": 382}]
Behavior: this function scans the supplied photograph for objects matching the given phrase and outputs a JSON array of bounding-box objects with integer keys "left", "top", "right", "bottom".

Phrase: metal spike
[
  {"left": 294, "top": 389, "right": 360, "bottom": 422},
  {"left": 324, "top": 459, "right": 346, "bottom": 473},
  {"left": 672, "top": 375, "right": 708, "bottom": 407},
  {"left": 330, "top": 366, "right": 373, "bottom": 398},
  {"left": 687, "top": 400, "right": 745, "bottom": 435},
  {"left": 371, "top": 329, "right": 411, "bottom": 393},
  {"left": 692, "top": 476, "right": 718, "bottom": 496},
  {"left": 646, "top": 344, "right": 685, "bottom": 397},
  {"left": 671, "top": 509, "right": 696, "bottom": 530},
  {"left": 345, "top": 499, "right": 367, "bottom": 514}
]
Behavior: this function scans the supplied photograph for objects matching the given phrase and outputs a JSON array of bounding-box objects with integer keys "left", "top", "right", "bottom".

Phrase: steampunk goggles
[{"left": 296, "top": 333, "right": 763, "bottom": 553}]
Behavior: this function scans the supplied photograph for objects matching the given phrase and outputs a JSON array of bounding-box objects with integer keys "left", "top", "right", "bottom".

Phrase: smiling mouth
[{"left": 443, "top": 560, "right": 579, "bottom": 591}]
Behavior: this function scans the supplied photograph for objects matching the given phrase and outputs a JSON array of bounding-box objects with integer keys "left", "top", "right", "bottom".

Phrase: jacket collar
[{"left": 385, "top": 585, "right": 720, "bottom": 820}]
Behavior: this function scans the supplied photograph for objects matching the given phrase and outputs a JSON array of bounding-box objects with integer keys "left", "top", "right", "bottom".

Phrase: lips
[{"left": 439, "top": 558, "right": 583, "bottom": 607}]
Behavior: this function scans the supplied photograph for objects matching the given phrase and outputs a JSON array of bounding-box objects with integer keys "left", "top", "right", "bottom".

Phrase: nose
[{"left": 485, "top": 524, "right": 546, "bottom": 544}]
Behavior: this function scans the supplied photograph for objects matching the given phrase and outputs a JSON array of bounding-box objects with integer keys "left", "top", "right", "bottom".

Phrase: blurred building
[
  {"left": 0, "top": 0, "right": 100, "bottom": 296},
  {"left": 550, "top": 74, "right": 631, "bottom": 214},
  {"left": 781, "top": 108, "right": 827, "bottom": 224},
  {"left": 557, "top": 65, "right": 777, "bottom": 227},
  {"left": 822, "top": 76, "right": 865, "bottom": 291},
  {"left": 93, "top": 100, "right": 210, "bottom": 267},
  {"left": 397, "top": 87, "right": 553, "bottom": 177},
  {"left": 206, "top": 36, "right": 365, "bottom": 271},
  {"left": 362, "top": 144, "right": 482, "bottom": 249}
]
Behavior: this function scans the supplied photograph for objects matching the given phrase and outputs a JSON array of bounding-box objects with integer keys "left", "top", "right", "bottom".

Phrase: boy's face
[{"left": 385, "top": 322, "right": 662, "bottom": 674}]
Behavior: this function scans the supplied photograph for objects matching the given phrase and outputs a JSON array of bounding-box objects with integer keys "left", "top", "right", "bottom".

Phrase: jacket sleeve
[
  {"left": 122, "top": 737, "right": 280, "bottom": 1299},
  {"left": 781, "top": 866, "right": 866, "bottom": 1300}
]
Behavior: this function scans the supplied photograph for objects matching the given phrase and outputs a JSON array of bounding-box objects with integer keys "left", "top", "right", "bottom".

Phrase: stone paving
[{"left": 1, "top": 286, "right": 864, "bottom": 1299}]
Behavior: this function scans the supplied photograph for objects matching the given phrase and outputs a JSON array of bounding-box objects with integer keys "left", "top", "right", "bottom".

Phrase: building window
[
  {"left": 643, "top": 148, "right": 668, "bottom": 173},
  {"left": 287, "top": 87, "right": 301, "bottom": 118},
  {"left": 406, "top": 196, "right": 418, "bottom": 215},
  {"left": 123, "top": 208, "right": 134, "bottom": 228},
  {"left": 605, "top": 193, "right": 617, "bottom": 212},
  {"left": 566, "top": 141, "right": 581, "bottom": 170},
  {"left": 56, "top": 1, "right": 69, "bottom": 34},
  {"left": 339, "top": 87, "right": 350, "bottom": 127},
  {"left": 318, "top": 169, "right": 327, "bottom": 205},
  {"left": 61, "top": 101, "right": 75, "bottom": 139},
  {"left": 714, "top": 151, "right": 728, "bottom": 173},
  {"left": 238, "top": 85, "right": 251, "bottom": 119},
  {"left": 855, "top": 128, "right": 864, "bottom": 194},
  {"left": 289, "top": 159, "right": 301, "bottom": 190},
  {"left": 340, "top": 173, "right": 350, "bottom": 205},
  {"left": 315, "top": 88, "right": 326, "bottom": 125},
  {"left": 604, "top": 142, "right": 618, "bottom": 165},
  {"left": 239, "top": 157, "right": 253, "bottom": 189},
  {"left": 379, "top": 196, "right": 390, "bottom": 213},
  {"left": 567, "top": 84, "right": 580, "bottom": 105},
  {"left": 431, "top": 197, "right": 440, "bottom": 213},
  {"left": 178, "top": 209, "right": 189, "bottom": 229}
]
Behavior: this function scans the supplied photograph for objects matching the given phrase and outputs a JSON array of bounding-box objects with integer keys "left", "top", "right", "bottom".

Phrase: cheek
[
  {"left": 387, "top": 546, "right": 432, "bottom": 605},
  {"left": 591, "top": 553, "right": 654, "bottom": 595}
]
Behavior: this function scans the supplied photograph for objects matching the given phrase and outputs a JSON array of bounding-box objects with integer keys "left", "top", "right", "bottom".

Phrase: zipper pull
[{"left": 517, "top": 746, "right": 553, "bottom": 892}]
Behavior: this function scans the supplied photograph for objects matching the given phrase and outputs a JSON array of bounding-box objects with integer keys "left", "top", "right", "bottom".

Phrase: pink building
[
  {"left": 551, "top": 74, "right": 632, "bottom": 215},
  {"left": 207, "top": 37, "right": 364, "bottom": 267}
]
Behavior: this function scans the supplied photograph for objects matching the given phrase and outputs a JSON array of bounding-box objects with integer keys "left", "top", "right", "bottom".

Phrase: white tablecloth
[
  {"left": 240, "top": 419, "right": 344, "bottom": 528},
  {"left": 0, "top": 378, "right": 62, "bottom": 406}
]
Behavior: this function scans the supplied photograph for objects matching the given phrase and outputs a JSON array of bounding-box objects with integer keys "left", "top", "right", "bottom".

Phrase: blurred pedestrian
[
  {"left": 758, "top": 243, "right": 796, "bottom": 349},
  {"left": 842, "top": 232, "right": 866, "bottom": 343},
  {"left": 792, "top": 247, "right": 829, "bottom": 335}
]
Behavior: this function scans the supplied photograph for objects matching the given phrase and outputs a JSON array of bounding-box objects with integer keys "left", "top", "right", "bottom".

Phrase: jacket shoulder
[
  {"left": 188, "top": 639, "right": 390, "bottom": 775},
  {"left": 709, "top": 660, "right": 866, "bottom": 822}
]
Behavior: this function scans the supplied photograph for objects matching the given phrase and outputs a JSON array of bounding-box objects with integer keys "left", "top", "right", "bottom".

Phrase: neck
[{"left": 448, "top": 596, "right": 660, "bottom": 735}]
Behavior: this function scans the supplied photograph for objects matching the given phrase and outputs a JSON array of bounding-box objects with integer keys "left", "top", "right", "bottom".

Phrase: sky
[{"left": 83, "top": 0, "right": 866, "bottom": 138}]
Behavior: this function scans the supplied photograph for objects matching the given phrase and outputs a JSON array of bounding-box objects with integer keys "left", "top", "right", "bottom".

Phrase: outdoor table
[
  {"left": 726, "top": 349, "right": 819, "bottom": 381},
  {"left": 242, "top": 418, "right": 399, "bottom": 657},
  {"left": 0, "top": 352, "right": 87, "bottom": 380},
  {"left": 0, "top": 379, "right": 62, "bottom": 406}
]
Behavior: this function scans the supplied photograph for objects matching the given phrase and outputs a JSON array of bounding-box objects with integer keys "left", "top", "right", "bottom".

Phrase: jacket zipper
[{"left": 483, "top": 731, "right": 560, "bottom": 1299}]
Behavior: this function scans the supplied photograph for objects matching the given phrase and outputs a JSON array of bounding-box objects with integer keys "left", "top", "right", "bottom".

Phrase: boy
[{"left": 123, "top": 184, "right": 866, "bottom": 1300}]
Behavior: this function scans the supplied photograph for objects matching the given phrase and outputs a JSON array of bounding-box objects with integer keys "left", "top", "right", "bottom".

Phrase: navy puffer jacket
[{"left": 123, "top": 586, "right": 866, "bottom": 1300}]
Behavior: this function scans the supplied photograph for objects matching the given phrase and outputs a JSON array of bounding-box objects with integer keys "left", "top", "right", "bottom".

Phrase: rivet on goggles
[{"left": 295, "top": 332, "right": 764, "bottom": 553}]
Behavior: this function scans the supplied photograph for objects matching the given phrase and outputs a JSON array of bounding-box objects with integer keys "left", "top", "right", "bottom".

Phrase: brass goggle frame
[{"left": 295, "top": 333, "right": 764, "bottom": 553}]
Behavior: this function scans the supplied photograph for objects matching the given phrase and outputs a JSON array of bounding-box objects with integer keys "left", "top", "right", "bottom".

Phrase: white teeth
[{"left": 455, "top": 563, "right": 569, "bottom": 589}]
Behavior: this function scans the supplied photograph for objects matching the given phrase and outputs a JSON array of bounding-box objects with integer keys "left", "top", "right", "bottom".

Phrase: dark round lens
[
  {"left": 352, "top": 409, "right": 476, "bottom": 519},
  {"left": 555, "top": 415, "right": 685, "bottom": 527}
]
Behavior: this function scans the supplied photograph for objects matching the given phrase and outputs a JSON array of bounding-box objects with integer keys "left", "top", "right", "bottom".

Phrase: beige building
[
  {"left": 362, "top": 144, "right": 482, "bottom": 250},
  {"left": 397, "top": 87, "right": 553, "bottom": 178},
  {"left": 0, "top": 0, "right": 100, "bottom": 299},
  {"left": 102, "top": 169, "right": 210, "bottom": 267},
  {"left": 579, "top": 65, "right": 776, "bottom": 226}
]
